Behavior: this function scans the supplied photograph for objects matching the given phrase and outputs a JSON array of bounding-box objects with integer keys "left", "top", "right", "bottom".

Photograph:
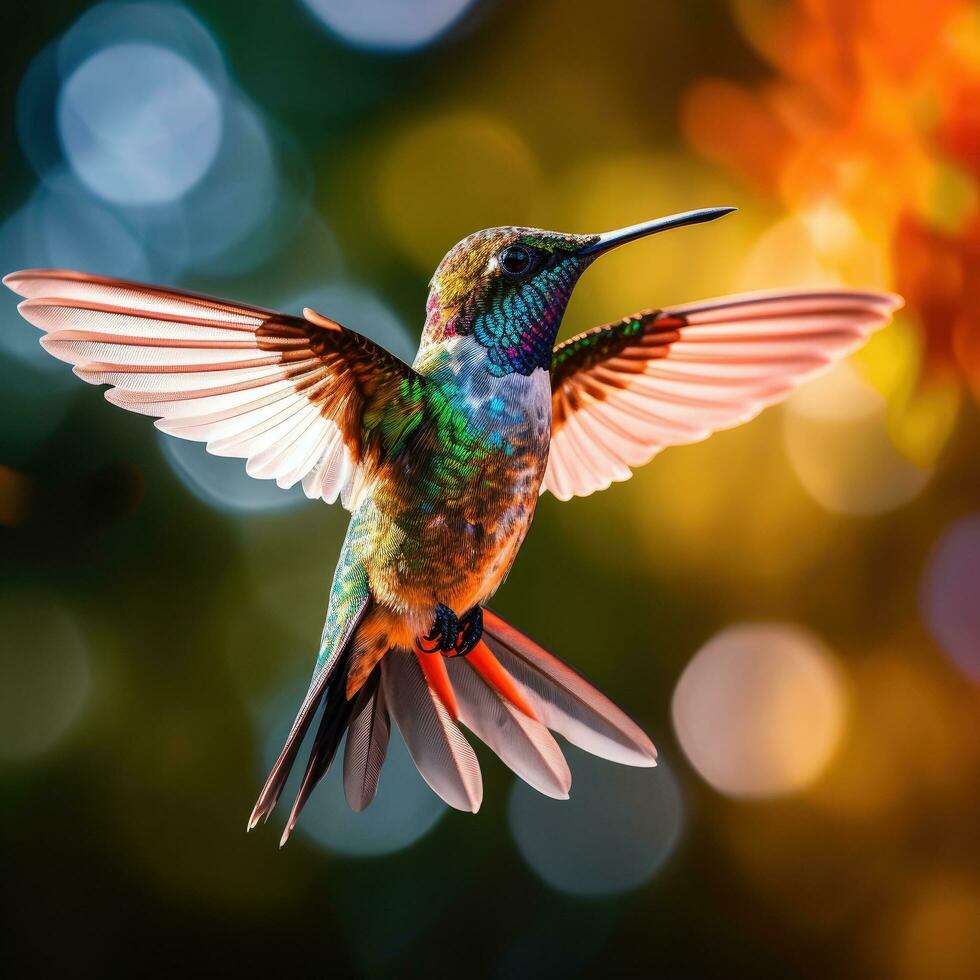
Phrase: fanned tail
[
  {"left": 384, "top": 610, "right": 655, "bottom": 813},
  {"left": 250, "top": 604, "right": 656, "bottom": 843}
]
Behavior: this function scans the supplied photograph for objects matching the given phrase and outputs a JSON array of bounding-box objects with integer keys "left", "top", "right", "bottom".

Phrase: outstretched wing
[
  {"left": 544, "top": 289, "right": 902, "bottom": 500},
  {"left": 4, "top": 269, "right": 416, "bottom": 507}
]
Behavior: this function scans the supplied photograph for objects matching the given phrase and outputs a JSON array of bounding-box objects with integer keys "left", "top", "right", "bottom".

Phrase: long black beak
[{"left": 577, "top": 207, "right": 736, "bottom": 258}]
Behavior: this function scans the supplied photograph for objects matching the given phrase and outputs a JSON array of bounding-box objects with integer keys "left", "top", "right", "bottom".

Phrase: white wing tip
[
  {"left": 877, "top": 291, "right": 905, "bottom": 313},
  {"left": 3, "top": 270, "right": 32, "bottom": 295},
  {"left": 153, "top": 417, "right": 185, "bottom": 436},
  {"left": 17, "top": 298, "right": 53, "bottom": 331}
]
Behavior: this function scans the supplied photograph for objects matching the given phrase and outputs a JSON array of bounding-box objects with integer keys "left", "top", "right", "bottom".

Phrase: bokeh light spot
[
  {"left": 890, "top": 877, "right": 980, "bottom": 980},
  {"left": 920, "top": 514, "right": 980, "bottom": 683},
  {"left": 58, "top": 42, "right": 222, "bottom": 205},
  {"left": 0, "top": 177, "right": 150, "bottom": 385},
  {"left": 586, "top": 409, "right": 839, "bottom": 597},
  {"left": 124, "top": 100, "right": 312, "bottom": 280},
  {"left": 736, "top": 210, "right": 887, "bottom": 293},
  {"left": 783, "top": 363, "right": 932, "bottom": 515},
  {"left": 376, "top": 111, "right": 538, "bottom": 271},
  {"left": 508, "top": 748, "right": 682, "bottom": 897},
  {"left": 300, "top": 0, "right": 478, "bottom": 51},
  {"left": 788, "top": 360, "right": 885, "bottom": 422},
  {"left": 672, "top": 622, "right": 847, "bottom": 798},
  {"left": 916, "top": 158, "right": 979, "bottom": 236},
  {"left": 0, "top": 591, "right": 91, "bottom": 761},
  {"left": 158, "top": 433, "right": 308, "bottom": 515}
]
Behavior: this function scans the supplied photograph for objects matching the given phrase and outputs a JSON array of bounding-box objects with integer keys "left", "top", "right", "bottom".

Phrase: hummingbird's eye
[{"left": 498, "top": 244, "right": 538, "bottom": 279}]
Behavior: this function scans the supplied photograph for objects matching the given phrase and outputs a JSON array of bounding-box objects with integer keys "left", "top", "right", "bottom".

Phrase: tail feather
[
  {"left": 343, "top": 670, "right": 391, "bottom": 812},
  {"left": 414, "top": 647, "right": 459, "bottom": 721},
  {"left": 465, "top": 639, "right": 537, "bottom": 719},
  {"left": 251, "top": 604, "right": 656, "bottom": 841},
  {"left": 248, "top": 595, "right": 368, "bottom": 831},
  {"left": 481, "top": 608, "right": 658, "bottom": 768},
  {"left": 280, "top": 651, "right": 355, "bottom": 846},
  {"left": 447, "top": 655, "right": 571, "bottom": 800},
  {"left": 382, "top": 650, "right": 483, "bottom": 813}
]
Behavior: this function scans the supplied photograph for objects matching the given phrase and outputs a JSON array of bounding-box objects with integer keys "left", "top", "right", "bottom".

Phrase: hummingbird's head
[
  {"left": 420, "top": 208, "right": 735, "bottom": 377},
  {"left": 421, "top": 226, "right": 593, "bottom": 376}
]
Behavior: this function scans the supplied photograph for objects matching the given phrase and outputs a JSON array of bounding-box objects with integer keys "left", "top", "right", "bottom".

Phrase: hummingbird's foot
[
  {"left": 454, "top": 606, "right": 483, "bottom": 658},
  {"left": 416, "top": 603, "right": 460, "bottom": 654},
  {"left": 415, "top": 604, "right": 484, "bottom": 657}
]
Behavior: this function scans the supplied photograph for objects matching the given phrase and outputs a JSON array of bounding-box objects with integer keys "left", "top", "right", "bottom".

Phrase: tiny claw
[
  {"left": 415, "top": 635, "right": 441, "bottom": 654},
  {"left": 416, "top": 603, "right": 462, "bottom": 657},
  {"left": 454, "top": 606, "right": 484, "bottom": 658},
  {"left": 455, "top": 631, "right": 479, "bottom": 658},
  {"left": 422, "top": 626, "right": 440, "bottom": 642}
]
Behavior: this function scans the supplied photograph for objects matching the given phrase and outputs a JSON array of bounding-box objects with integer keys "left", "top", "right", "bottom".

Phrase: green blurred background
[{"left": 2, "top": 1, "right": 979, "bottom": 977}]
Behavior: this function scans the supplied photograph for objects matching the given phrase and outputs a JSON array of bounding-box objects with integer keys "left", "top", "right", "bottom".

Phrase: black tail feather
[
  {"left": 279, "top": 649, "right": 355, "bottom": 846},
  {"left": 248, "top": 596, "right": 368, "bottom": 832},
  {"left": 343, "top": 669, "right": 391, "bottom": 812}
]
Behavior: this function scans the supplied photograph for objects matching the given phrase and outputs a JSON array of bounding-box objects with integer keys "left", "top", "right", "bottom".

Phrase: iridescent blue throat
[{"left": 471, "top": 258, "right": 585, "bottom": 377}]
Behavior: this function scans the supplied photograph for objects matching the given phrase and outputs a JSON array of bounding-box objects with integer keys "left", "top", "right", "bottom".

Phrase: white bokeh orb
[
  {"left": 58, "top": 42, "right": 223, "bottom": 205},
  {"left": 508, "top": 748, "right": 683, "bottom": 897},
  {"left": 158, "top": 433, "right": 309, "bottom": 516},
  {"left": 300, "top": 0, "right": 479, "bottom": 51}
]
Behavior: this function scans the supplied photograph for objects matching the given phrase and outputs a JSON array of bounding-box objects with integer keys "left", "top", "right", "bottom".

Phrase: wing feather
[
  {"left": 4, "top": 269, "right": 417, "bottom": 506},
  {"left": 545, "top": 289, "right": 902, "bottom": 499}
]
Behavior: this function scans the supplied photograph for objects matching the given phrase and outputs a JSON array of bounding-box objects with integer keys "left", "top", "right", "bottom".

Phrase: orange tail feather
[
  {"left": 467, "top": 640, "right": 538, "bottom": 721},
  {"left": 413, "top": 647, "right": 459, "bottom": 721}
]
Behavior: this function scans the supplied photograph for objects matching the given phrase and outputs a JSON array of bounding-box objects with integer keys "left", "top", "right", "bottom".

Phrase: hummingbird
[{"left": 5, "top": 207, "right": 901, "bottom": 845}]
